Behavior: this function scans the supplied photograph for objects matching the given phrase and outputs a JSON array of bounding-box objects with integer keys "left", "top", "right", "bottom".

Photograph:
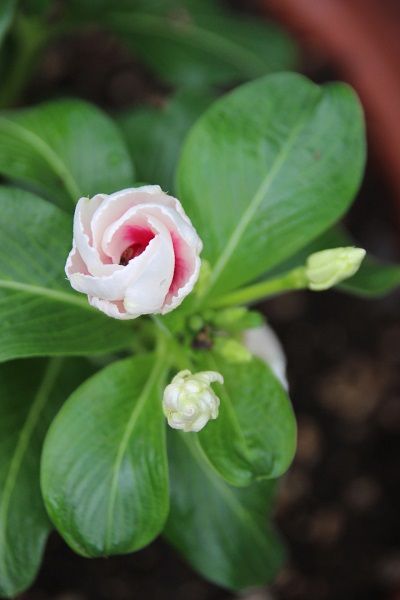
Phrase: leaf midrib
[
  {"left": 0, "top": 117, "right": 82, "bottom": 202},
  {"left": 104, "top": 354, "right": 166, "bottom": 552},
  {"left": 202, "top": 352, "right": 255, "bottom": 483},
  {"left": 0, "top": 358, "right": 62, "bottom": 584},
  {"left": 181, "top": 433, "right": 269, "bottom": 553},
  {"left": 201, "top": 89, "right": 323, "bottom": 300},
  {"left": 0, "top": 278, "right": 94, "bottom": 311}
]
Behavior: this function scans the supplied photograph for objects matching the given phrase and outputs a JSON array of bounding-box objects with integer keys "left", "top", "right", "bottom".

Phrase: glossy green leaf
[
  {"left": 118, "top": 88, "right": 214, "bottom": 193},
  {"left": 164, "top": 430, "right": 284, "bottom": 590},
  {"left": 22, "top": 0, "right": 53, "bottom": 16},
  {"left": 41, "top": 354, "right": 169, "bottom": 557},
  {"left": 196, "top": 353, "right": 296, "bottom": 486},
  {"left": 269, "top": 225, "right": 350, "bottom": 273},
  {"left": 340, "top": 257, "right": 400, "bottom": 296},
  {"left": 106, "top": 4, "right": 296, "bottom": 87},
  {"left": 0, "top": 357, "right": 92, "bottom": 598},
  {"left": 0, "top": 99, "right": 134, "bottom": 208},
  {"left": 177, "top": 73, "right": 366, "bottom": 301},
  {"left": 67, "top": 0, "right": 224, "bottom": 17},
  {"left": 0, "top": 187, "right": 133, "bottom": 362}
]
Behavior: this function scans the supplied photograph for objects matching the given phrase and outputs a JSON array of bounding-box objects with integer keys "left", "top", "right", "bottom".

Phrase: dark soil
[{"left": 19, "top": 6, "right": 400, "bottom": 600}]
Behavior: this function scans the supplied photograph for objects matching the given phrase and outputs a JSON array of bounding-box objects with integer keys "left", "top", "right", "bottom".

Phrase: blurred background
[{"left": 7, "top": 0, "right": 399, "bottom": 598}]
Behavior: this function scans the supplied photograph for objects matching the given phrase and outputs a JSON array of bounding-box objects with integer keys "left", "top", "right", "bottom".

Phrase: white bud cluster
[{"left": 162, "top": 370, "right": 223, "bottom": 432}]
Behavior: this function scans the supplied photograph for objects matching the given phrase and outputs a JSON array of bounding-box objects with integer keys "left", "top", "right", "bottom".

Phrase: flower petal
[
  {"left": 73, "top": 195, "right": 118, "bottom": 277},
  {"left": 88, "top": 296, "right": 135, "bottom": 320},
  {"left": 243, "top": 325, "right": 288, "bottom": 390}
]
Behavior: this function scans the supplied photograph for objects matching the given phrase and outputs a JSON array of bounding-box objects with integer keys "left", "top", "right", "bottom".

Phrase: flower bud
[
  {"left": 214, "top": 338, "right": 252, "bottom": 363},
  {"left": 163, "top": 369, "right": 223, "bottom": 432},
  {"left": 305, "top": 246, "right": 366, "bottom": 291}
]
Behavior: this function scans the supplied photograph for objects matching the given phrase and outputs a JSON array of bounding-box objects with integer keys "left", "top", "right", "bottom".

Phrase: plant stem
[
  {"left": 151, "top": 315, "right": 193, "bottom": 371},
  {"left": 210, "top": 266, "right": 308, "bottom": 309}
]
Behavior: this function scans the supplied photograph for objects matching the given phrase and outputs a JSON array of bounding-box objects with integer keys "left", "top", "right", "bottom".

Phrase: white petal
[
  {"left": 91, "top": 187, "right": 164, "bottom": 252},
  {"left": 123, "top": 217, "right": 175, "bottom": 315},
  {"left": 70, "top": 222, "right": 172, "bottom": 304},
  {"left": 195, "top": 371, "right": 224, "bottom": 385},
  {"left": 68, "top": 239, "right": 152, "bottom": 300},
  {"left": 65, "top": 243, "right": 89, "bottom": 278},
  {"left": 188, "top": 414, "right": 210, "bottom": 432},
  {"left": 118, "top": 202, "right": 201, "bottom": 313},
  {"left": 161, "top": 255, "right": 201, "bottom": 313},
  {"left": 73, "top": 195, "right": 118, "bottom": 277},
  {"left": 243, "top": 324, "right": 288, "bottom": 390},
  {"left": 88, "top": 296, "right": 136, "bottom": 320},
  {"left": 91, "top": 187, "right": 201, "bottom": 260},
  {"left": 101, "top": 205, "right": 156, "bottom": 263},
  {"left": 171, "top": 370, "right": 191, "bottom": 385}
]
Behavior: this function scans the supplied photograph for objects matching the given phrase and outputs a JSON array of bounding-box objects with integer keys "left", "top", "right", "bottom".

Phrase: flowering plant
[{"left": 1, "top": 3, "right": 400, "bottom": 598}]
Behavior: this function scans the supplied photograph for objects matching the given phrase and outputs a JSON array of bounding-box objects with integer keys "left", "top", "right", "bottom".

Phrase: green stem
[
  {"left": 151, "top": 315, "right": 193, "bottom": 371},
  {"left": 210, "top": 266, "right": 308, "bottom": 309}
]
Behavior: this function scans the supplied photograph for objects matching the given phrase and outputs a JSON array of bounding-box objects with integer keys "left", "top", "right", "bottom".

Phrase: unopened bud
[
  {"left": 305, "top": 246, "right": 366, "bottom": 291},
  {"left": 214, "top": 338, "right": 252, "bottom": 363},
  {"left": 163, "top": 369, "right": 223, "bottom": 432}
]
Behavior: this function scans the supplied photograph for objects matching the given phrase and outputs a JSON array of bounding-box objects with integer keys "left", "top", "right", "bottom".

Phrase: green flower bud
[
  {"left": 305, "top": 246, "right": 366, "bottom": 291},
  {"left": 212, "top": 307, "right": 264, "bottom": 333},
  {"left": 188, "top": 314, "right": 204, "bottom": 333},
  {"left": 214, "top": 307, "right": 248, "bottom": 325},
  {"left": 214, "top": 338, "right": 252, "bottom": 363}
]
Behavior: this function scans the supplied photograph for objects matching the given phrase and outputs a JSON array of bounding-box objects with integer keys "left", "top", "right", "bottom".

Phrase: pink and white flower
[{"left": 65, "top": 186, "right": 202, "bottom": 319}]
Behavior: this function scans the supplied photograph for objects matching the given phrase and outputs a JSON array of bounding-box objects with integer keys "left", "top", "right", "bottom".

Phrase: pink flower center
[{"left": 119, "top": 226, "right": 154, "bottom": 266}]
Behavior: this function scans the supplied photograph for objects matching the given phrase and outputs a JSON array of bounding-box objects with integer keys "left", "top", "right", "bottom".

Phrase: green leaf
[
  {"left": 0, "top": 186, "right": 133, "bottom": 362},
  {"left": 268, "top": 225, "right": 350, "bottom": 274},
  {"left": 196, "top": 353, "right": 296, "bottom": 486},
  {"left": 105, "top": 5, "right": 296, "bottom": 87},
  {"left": 164, "top": 430, "right": 284, "bottom": 590},
  {"left": 0, "top": 99, "right": 134, "bottom": 208},
  {"left": 21, "top": 0, "right": 52, "bottom": 16},
  {"left": 0, "top": 357, "right": 92, "bottom": 598},
  {"left": 340, "top": 258, "right": 400, "bottom": 296},
  {"left": 0, "top": 0, "right": 16, "bottom": 49},
  {"left": 41, "top": 354, "right": 169, "bottom": 557},
  {"left": 117, "top": 88, "right": 214, "bottom": 193},
  {"left": 67, "top": 0, "right": 226, "bottom": 17},
  {"left": 177, "top": 73, "right": 366, "bottom": 301}
]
